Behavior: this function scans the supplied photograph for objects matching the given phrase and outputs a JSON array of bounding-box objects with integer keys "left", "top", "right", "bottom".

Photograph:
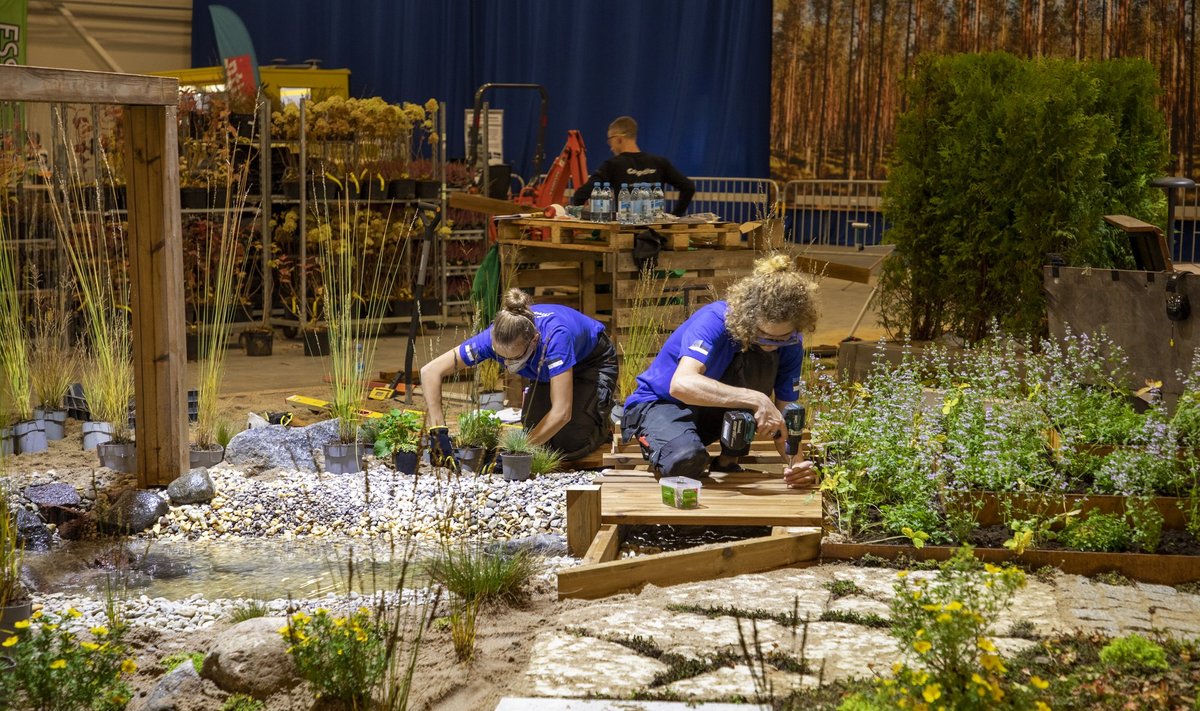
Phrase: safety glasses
[{"left": 753, "top": 330, "right": 802, "bottom": 348}]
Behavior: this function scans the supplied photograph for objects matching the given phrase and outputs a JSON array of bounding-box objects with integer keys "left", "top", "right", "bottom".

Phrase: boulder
[
  {"left": 224, "top": 419, "right": 341, "bottom": 473},
  {"left": 100, "top": 490, "right": 169, "bottom": 534},
  {"left": 166, "top": 468, "right": 216, "bottom": 505},
  {"left": 201, "top": 616, "right": 300, "bottom": 698},
  {"left": 489, "top": 533, "right": 567, "bottom": 556},
  {"left": 15, "top": 508, "right": 53, "bottom": 551},
  {"left": 24, "top": 482, "right": 80, "bottom": 508},
  {"left": 131, "top": 658, "right": 208, "bottom": 711}
]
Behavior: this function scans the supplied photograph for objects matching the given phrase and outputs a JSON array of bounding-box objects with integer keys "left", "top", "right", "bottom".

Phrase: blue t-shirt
[
  {"left": 625, "top": 301, "right": 804, "bottom": 406},
  {"left": 458, "top": 304, "right": 606, "bottom": 382}
]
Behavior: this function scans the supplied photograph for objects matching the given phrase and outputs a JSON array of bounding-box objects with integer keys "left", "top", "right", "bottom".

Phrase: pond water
[{"left": 22, "top": 537, "right": 429, "bottom": 601}]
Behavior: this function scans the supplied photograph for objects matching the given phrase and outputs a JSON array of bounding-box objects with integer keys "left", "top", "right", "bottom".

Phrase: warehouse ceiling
[{"left": 28, "top": 0, "right": 193, "bottom": 74}]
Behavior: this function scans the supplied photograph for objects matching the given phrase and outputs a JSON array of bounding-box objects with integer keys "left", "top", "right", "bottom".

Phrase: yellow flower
[
  {"left": 911, "top": 590, "right": 923, "bottom": 600},
  {"left": 90, "top": 626, "right": 108, "bottom": 636},
  {"left": 1035, "top": 702, "right": 1052, "bottom": 711},
  {"left": 31, "top": 611, "right": 43, "bottom": 620},
  {"left": 1030, "top": 675, "right": 1049, "bottom": 690},
  {"left": 892, "top": 662, "right": 904, "bottom": 674},
  {"left": 944, "top": 601, "right": 963, "bottom": 612},
  {"left": 897, "top": 570, "right": 908, "bottom": 578},
  {"left": 13, "top": 620, "right": 29, "bottom": 630},
  {"left": 81, "top": 641, "right": 100, "bottom": 651},
  {"left": 922, "top": 604, "right": 940, "bottom": 611},
  {"left": 67, "top": 608, "right": 82, "bottom": 618},
  {"left": 980, "top": 654, "right": 1006, "bottom": 674},
  {"left": 936, "top": 613, "right": 952, "bottom": 623},
  {"left": 49, "top": 659, "right": 66, "bottom": 669},
  {"left": 923, "top": 684, "right": 942, "bottom": 702},
  {"left": 978, "top": 637, "right": 997, "bottom": 652},
  {"left": 277, "top": 626, "right": 290, "bottom": 636},
  {"left": 984, "top": 563, "right": 1002, "bottom": 574},
  {"left": 121, "top": 659, "right": 138, "bottom": 674},
  {"left": 972, "top": 673, "right": 988, "bottom": 685},
  {"left": 2, "top": 636, "right": 16, "bottom": 647},
  {"left": 914, "top": 640, "right": 932, "bottom": 654}
]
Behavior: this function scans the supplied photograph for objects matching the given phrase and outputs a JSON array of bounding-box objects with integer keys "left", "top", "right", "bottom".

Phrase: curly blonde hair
[{"left": 724, "top": 254, "right": 819, "bottom": 348}]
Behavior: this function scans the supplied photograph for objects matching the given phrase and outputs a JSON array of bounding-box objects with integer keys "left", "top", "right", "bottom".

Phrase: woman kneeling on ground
[{"left": 421, "top": 288, "right": 618, "bottom": 464}]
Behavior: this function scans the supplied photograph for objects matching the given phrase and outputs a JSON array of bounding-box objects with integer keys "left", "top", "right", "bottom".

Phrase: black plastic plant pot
[
  {"left": 189, "top": 445, "right": 225, "bottom": 469},
  {"left": 302, "top": 329, "right": 330, "bottom": 357},
  {"left": 501, "top": 453, "right": 534, "bottom": 481},
  {"left": 242, "top": 330, "right": 273, "bottom": 357},
  {"left": 455, "top": 446, "right": 486, "bottom": 474},
  {"left": 388, "top": 179, "right": 416, "bottom": 200},
  {"left": 393, "top": 451, "right": 419, "bottom": 475},
  {"left": 415, "top": 180, "right": 440, "bottom": 199}
]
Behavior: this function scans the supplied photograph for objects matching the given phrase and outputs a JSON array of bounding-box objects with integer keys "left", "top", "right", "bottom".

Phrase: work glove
[{"left": 428, "top": 426, "right": 459, "bottom": 468}]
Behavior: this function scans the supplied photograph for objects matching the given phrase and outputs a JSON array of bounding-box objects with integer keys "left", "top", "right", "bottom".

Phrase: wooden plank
[
  {"left": 125, "top": 104, "right": 187, "bottom": 486},
  {"left": 614, "top": 250, "right": 760, "bottom": 272},
  {"left": 448, "top": 192, "right": 524, "bottom": 215},
  {"left": 598, "top": 477, "right": 819, "bottom": 526},
  {"left": 513, "top": 267, "right": 579, "bottom": 288},
  {"left": 581, "top": 524, "right": 622, "bottom": 565},
  {"left": 557, "top": 531, "right": 821, "bottom": 600},
  {"left": 0, "top": 65, "right": 177, "bottom": 105},
  {"left": 794, "top": 256, "right": 873, "bottom": 284},
  {"left": 1103, "top": 214, "right": 1160, "bottom": 233},
  {"left": 821, "top": 542, "right": 1200, "bottom": 586},
  {"left": 566, "top": 485, "right": 602, "bottom": 557},
  {"left": 581, "top": 258, "right": 597, "bottom": 315}
]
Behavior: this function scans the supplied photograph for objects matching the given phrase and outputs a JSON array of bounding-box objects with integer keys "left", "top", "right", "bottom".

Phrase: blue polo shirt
[
  {"left": 625, "top": 301, "right": 804, "bottom": 406},
  {"left": 458, "top": 304, "right": 606, "bottom": 382}
]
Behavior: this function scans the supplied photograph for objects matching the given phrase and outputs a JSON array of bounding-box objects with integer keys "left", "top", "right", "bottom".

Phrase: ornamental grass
[
  {"left": 616, "top": 267, "right": 670, "bottom": 403},
  {"left": 0, "top": 217, "right": 32, "bottom": 422}
]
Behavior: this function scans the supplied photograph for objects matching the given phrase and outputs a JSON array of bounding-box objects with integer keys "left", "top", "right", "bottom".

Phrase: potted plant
[
  {"left": 372, "top": 408, "right": 424, "bottom": 475},
  {"left": 29, "top": 299, "right": 78, "bottom": 441},
  {"left": 498, "top": 428, "right": 535, "bottom": 481},
  {"left": 476, "top": 359, "right": 505, "bottom": 411},
  {"left": 0, "top": 220, "right": 45, "bottom": 454},
  {"left": 456, "top": 410, "right": 500, "bottom": 474},
  {"left": 0, "top": 488, "right": 30, "bottom": 635}
]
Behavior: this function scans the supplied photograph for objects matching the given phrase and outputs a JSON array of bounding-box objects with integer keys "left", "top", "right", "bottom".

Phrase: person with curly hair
[
  {"left": 421, "top": 288, "right": 617, "bottom": 465},
  {"left": 620, "top": 254, "right": 819, "bottom": 487}
]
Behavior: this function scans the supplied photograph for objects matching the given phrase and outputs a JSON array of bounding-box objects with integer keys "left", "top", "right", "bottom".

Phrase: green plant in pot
[
  {"left": 456, "top": 410, "right": 501, "bottom": 474},
  {"left": 373, "top": 408, "right": 424, "bottom": 475},
  {"left": 0, "top": 219, "right": 44, "bottom": 455},
  {"left": 499, "top": 427, "right": 536, "bottom": 481},
  {"left": 27, "top": 294, "right": 78, "bottom": 442}
]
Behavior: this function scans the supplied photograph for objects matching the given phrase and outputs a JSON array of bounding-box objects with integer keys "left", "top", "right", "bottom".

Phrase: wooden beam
[
  {"left": 794, "top": 256, "right": 873, "bottom": 284},
  {"left": 125, "top": 104, "right": 187, "bottom": 486},
  {"left": 447, "top": 192, "right": 524, "bottom": 215},
  {"left": 557, "top": 531, "right": 821, "bottom": 600},
  {"left": 0, "top": 65, "right": 177, "bottom": 105},
  {"left": 1103, "top": 214, "right": 1160, "bottom": 233},
  {"left": 566, "top": 485, "right": 602, "bottom": 557},
  {"left": 581, "top": 524, "right": 622, "bottom": 565}
]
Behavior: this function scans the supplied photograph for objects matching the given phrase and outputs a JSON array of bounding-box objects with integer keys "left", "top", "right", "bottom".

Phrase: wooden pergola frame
[{"left": 0, "top": 65, "right": 185, "bottom": 487}]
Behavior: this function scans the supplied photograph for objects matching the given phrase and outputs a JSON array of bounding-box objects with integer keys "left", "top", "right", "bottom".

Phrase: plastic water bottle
[
  {"left": 588, "top": 183, "right": 602, "bottom": 219},
  {"left": 639, "top": 183, "right": 653, "bottom": 222},
  {"left": 355, "top": 342, "right": 364, "bottom": 376},
  {"left": 651, "top": 182, "right": 665, "bottom": 220},
  {"left": 602, "top": 182, "right": 613, "bottom": 221},
  {"left": 617, "top": 183, "right": 631, "bottom": 224}
]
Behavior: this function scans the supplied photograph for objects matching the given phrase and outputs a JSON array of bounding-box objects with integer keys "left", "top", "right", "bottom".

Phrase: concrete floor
[{"left": 206, "top": 247, "right": 888, "bottom": 399}]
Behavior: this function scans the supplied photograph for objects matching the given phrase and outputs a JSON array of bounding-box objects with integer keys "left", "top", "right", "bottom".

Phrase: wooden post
[
  {"left": 124, "top": 104, "right": 187, "bottom": 486},
  {"left": 566, "top": 485, "right": 602, "bottom": 557}
]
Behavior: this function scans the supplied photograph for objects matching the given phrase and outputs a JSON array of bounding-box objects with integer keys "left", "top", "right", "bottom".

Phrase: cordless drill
[{"left": 781, "top": 403, "right": 806, "bottom": 458}]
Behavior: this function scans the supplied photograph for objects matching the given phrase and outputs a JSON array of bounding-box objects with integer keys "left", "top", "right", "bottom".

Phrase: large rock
[
  {"left": 201, "top": 616, "right": 300, "bottom": 698},
  {"left": 224, "top": 419, "right": 341, "bottom": 473},
  {"left": 166, "top": 468, "right": 215, "bottom": 505},
  {"left": 100, "top": 490, "right": 169, "bottom": 534},
  {"left": 15, "top": 508, "right": 53, "bottom": 551},
  {"left": 131, "top": 659, "right": 209, "bottom": 711},
  {"left": 24, "top": 483, "right": 81, "bottom": 508}
]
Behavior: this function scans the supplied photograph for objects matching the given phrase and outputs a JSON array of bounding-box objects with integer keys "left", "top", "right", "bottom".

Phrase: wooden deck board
[{"left": 594, "top": 470, "right": 822, "bottom": 526}]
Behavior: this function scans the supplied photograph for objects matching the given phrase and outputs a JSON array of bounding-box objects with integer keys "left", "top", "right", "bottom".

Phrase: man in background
[{"left": 571, "top": 116, "right": 695, "bottom": 216}]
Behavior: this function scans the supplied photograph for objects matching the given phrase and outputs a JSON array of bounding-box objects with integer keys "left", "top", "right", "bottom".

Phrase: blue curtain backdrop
[{"left": 190, "top": 0, "right": 770, "bottom": 180}]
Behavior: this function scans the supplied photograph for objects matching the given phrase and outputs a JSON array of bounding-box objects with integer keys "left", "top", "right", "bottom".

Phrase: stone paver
[{"left": 526, "top": 562, "right": 1200, "bottom": 703}]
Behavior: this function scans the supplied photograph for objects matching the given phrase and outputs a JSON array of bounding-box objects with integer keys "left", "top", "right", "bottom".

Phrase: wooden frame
[{"left": 0, "top": 65, "right": 184, "bottom": 487}]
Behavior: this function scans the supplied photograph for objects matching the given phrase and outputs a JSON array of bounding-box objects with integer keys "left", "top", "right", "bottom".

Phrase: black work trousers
[{"left": 522, "top": 333, "right": 618, "bottom": 460}]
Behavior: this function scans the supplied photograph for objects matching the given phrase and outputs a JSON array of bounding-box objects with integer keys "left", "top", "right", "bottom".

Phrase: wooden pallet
[{"left": 499, "top": 217, "right": 747, "bottom": 250}]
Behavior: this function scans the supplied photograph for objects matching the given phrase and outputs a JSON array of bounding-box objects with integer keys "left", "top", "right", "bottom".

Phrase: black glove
[{"left": 428, "top": 426, "right": 458, "bottom": 468}]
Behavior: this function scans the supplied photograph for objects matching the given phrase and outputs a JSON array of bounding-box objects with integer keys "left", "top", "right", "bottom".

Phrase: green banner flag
[{"left": 0, "top": 0, "right": 26, "bottom": 65}]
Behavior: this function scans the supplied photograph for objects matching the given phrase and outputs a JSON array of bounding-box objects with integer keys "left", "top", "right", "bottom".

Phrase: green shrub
[
  {"left": 221, "top": 694, "right": 265, "bottom": 711},
  {"left": 457, "top": 410, "right": 501, "bottom": 449},
  {"left": 372, "top": 408, "right": 423, "bottom": 457},
  {"left": 281, "top": 607, "right": 386, "bottom": 709},
  {"left": 0, "top": 609, "right": 136, "bottom": 710},
  {"left": 162, "top": 650, "right": 205, "bottom": 673},
  {"left": 228, "top": 599, "right": 268, "bottom": 623},
  {"left": 530, "top": 445, "right": 564, "bottom": 475},
  {"left": 880, "top": 53, "right": 1166, "bottom": 342},
  {"left": 1059, "top": 511, "right": 1131, "bottom": 552},
  {"left": 1099, "top": 634, "right": 1169, "bottom": 672},
  {"left": 425, "top": 544, "right": 537, "bottom": 604}
]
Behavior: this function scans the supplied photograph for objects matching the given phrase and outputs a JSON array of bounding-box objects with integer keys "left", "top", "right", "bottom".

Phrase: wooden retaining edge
[
  {"left": 558, "top": 530, "right": 822, "bottom": 600},
  {"left": 963, "top": 491, "right": 1190, "bottom": 530},
  {"left": 820, "top": 542, "right": 1200, "bottom": 586}
]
